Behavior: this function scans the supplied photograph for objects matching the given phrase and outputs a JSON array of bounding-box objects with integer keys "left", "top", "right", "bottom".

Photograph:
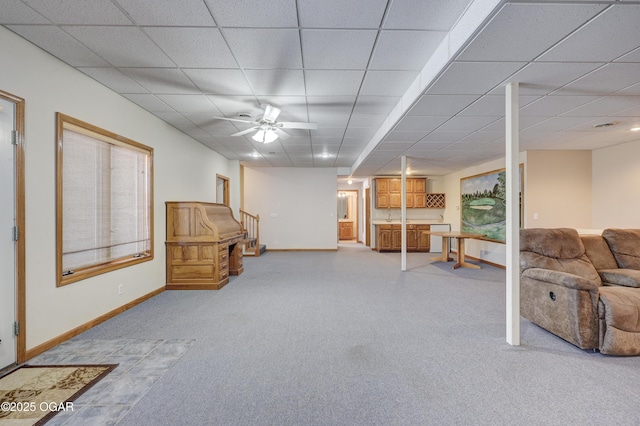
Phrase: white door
[{"left": 0, "top": 97, "right": 16, "bottom": 369}]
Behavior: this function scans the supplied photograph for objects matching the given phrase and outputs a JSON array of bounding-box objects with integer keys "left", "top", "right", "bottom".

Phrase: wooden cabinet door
[
  {"left": 413, "top": 178, "right": 426, "bottom": 193},
  {"left": 417, "top": 225, "right": 431, "bottom": 252},
  {"left": 392, "top": 229, "right": 403, "bottom": 249},
  {"left": 389, "top": 178, "right": 401, "bottom": 193},
  {"left": 406, "top": 229, "right": 418, "bottom": 250},
  {"left": 376, "top": 178, "right": 389, "bottom": 192},
  {"left": 390, "top": 193, "right": 402, "bottom": 208},
  {"left": 376, "top": 193, "right": 390, "bottom": 209},
  {"left": 413, "top": 193, "right": 426, "bottom": 208},
  {"left": 379, "top": 229, "right": 392, "bottom": 250}
]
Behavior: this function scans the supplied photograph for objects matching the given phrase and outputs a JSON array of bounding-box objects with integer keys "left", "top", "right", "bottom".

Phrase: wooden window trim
[{"left": 55, "top": 113, "right": 154, "bottom": 286}]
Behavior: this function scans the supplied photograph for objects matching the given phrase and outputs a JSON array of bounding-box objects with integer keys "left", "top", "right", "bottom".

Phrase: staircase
[{"left": 240, "top": 209, "right": 265, "bottom": 256}]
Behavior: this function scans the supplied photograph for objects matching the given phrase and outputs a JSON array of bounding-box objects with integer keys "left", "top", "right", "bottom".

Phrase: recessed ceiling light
[
  {"left": 319, "top": 153, "right": 331, "bottom": 158},
  {"left": 631, "top": 127, "right": 640, "bottom": 132}
]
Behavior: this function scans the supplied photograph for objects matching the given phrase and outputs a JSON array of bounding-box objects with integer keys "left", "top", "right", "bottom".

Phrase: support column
[
  {"left": 401, "top": 155, "right": 407, "bottom": 271},
  {"left": 506, "top": 82, "right": 520, "bottom": 346}
]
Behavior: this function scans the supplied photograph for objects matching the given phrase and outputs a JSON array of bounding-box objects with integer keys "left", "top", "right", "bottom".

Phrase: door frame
[
  {"left": 0, "top": 90, "right": 26, "bottom": 365},
  {"left": 216, "top": 173, "right": 230, "bottom": 206}
]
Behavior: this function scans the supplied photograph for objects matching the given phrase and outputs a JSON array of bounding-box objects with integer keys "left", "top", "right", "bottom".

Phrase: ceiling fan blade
[
  {"left": 212, "top": 116, "right": 258, "bottom": 125},
  {"left": 274, "top": 128, "right": 290, "bottom": 140},
  {"left": 278, "top": 122, "right": 318, "bottom": 130},
  {"left": 231, "top": 127, "right": 259, "bottom": 137},
  {"left": 263, "top": 104, "right": 281, "bottom": 123}
]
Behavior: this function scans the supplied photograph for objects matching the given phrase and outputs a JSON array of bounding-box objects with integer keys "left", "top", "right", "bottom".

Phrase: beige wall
[
  {"left": 524, "top": 150, "right": 592, "bottom": 229},
  {"left": 243, "top": 167, "right": 338, "bottom": 250},
  {"left": 1, "top": 27, "right": 239, "bottom": 351},
  {"left": 592, "top": 140, "right": 640, "bottom": 228}
]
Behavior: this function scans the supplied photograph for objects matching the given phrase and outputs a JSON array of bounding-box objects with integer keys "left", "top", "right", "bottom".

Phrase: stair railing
[{"left": 240, "top": 209, "right": 261, "bottom": 257}]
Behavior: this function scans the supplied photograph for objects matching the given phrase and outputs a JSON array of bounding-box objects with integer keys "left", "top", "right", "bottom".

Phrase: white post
[
  {"left": 506, "top": 82, "right": 520, "bottom": 346},
  {"left": 401, "top": 155, "right": 407, "bottom": 271}
]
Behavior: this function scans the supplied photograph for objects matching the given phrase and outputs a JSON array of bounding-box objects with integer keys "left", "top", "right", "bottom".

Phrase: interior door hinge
[
  {"left": 14, "top": 321, "right": 19, "bottom": 336},
  {"left": 11, "top": 130, "right": 17, "bottom": 145},
  {"left": 12, "top": 226, "right": 19, "bottom": 241}
]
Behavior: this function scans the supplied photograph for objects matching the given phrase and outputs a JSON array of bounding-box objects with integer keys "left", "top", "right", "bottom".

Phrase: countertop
[{"left": 372, "top": 220, "right": 450, "bottom": 225}]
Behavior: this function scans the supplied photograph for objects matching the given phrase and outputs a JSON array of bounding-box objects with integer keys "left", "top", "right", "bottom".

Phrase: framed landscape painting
[{"left": 460, "top": 165, "right": 523, "bottom": 243}]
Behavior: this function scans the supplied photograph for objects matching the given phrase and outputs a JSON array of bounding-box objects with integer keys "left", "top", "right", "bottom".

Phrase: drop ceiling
[{"left": 2, "top": 0, "right": 640, "bottom": 177}]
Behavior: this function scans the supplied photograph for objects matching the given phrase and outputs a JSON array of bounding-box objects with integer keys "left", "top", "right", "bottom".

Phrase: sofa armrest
[
  {"left": 599, "top": 269, "right": 640, "bottom": 288},
  {"left": 522, "top": 268, "right": 599, "bottom": 291}
]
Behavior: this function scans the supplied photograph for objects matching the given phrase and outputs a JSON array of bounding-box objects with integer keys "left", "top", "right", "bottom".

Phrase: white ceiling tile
[
  {"left": 156, "top": 95, "right": 216, "bottom": 113},
  {"left": 311, "top": 128, "right": 346, "bottom": 138},
  {"left": 427, "top": 62, "right": 526, "bottom": 95},
  {"left": 408, "top": 95, "right": 479, "bottom": 116},
  {"left": 437, "top": 116, "right": 499, "bottom": 132},
  {"left": 369, "top": 30, "right": 446, "bottom": 70},
  {"left": 307, "top": 110, "right": 351, "bottom": 127},
  {"left": 344, "top": 127, "right": 377, "bottom": 138},
  {"left": 119, "top": 68, "right": 200, "bottom": 94},
  {"left": 422, "top": 131, "right": 471, "bottom": 142},
  {"left": 144, "top": 27, "right": 237, "bottom": 68},
  {"left": 7, "top": 25, "right": 109, "bottom": 66},
  {"left": 519, "top": 95, "right": 600, "bottom": 117},
  {"left": 25, "top": 0, "right": 133, "bottom": 24},
  {"left": 64, "top": 26, "right": 174, "bottom": 67},
  {"left": 244, "top": 70, "right": 306, "bottom": 96},
  {"left": 341, "top": 138, "right": 369, "bottom": 146},
  {"left": 305, "top": 70, "right": 365, "bottom": 96},
  {"left": 224, "top": 29, "right": 302, "bottom": 69},
  {"left": 205, "top": 0, "right": 297, "bottom": 27},
  {"left": 0, "top": 1, "right": 49, "bottom": 23},
  {"left": 562, "top": 96, "right": 640, "bottom": 117},
  {"left": 393, "top": 116, "right": 449, "bottom": 132},
  {"left": 488, "top": 62, "right": 604, "bottom": 96},
  {"left": 205, "top": 96, "right": 261, "bottom": 116},
  {"left": 122, "top": 94, "right": 173, "bottom": 112},
  {"left": 384, "top": 131, "right": 426, "bottom": 142},
  {"left": 459, "top": 132, "right": 503, "bottom": 144},
  {"left": 552, "top": 63, "right": 640, "bottom": 97},
  {"left": 539, "top": 5, "right": 640, "bottom": 62},
  {"left": 301, "top": 30, "right": 376, "bottom": 69},
  {"left": 298, "top": 0, "right": 387, "bottom": 28},
  {"left": 78, "top": 67, "right": 148, "bottom": 93},
  {"left": 119, "top": 0, "right": 215, "bottom": 26},
  {"left": 360, "top": 71, "right": 419, "bottom": 96},
  {"left": 182, "top": 69, "right": 253, "bottom": 95},
  {"left": 617, "top": 46, "right": 640, "bottom": 62},
  {"left": 353, "top": 96, "right": 400, "bottom": 114},
  {"left": 459, "top": 95, "right": 540, "bottom": 116},
  {"left": 384, "top": 0, "right": 472, "bottom": 30},
  {"left": 348, "top": 114, "right": 387, "bottom": 128},
  {"left": 458, "top": 3, "right": 605, "bottom": 61},
  {"left": 523, "top": 116, "right": 600, "bottom": 132}
]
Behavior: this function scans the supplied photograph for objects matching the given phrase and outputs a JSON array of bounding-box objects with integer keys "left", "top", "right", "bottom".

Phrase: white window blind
[{"left": 60, "top": 124, "right": 151, "bottom": 274}]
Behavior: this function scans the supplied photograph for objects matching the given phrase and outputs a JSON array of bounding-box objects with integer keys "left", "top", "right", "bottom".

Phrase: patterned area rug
[{"left": 0, "top": 364, "right": 117, "bottom": 425}]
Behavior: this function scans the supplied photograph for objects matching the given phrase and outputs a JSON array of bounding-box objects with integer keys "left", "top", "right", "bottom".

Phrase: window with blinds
[{"left": 56, "top": 113, "right": 153, "bottom": 286}]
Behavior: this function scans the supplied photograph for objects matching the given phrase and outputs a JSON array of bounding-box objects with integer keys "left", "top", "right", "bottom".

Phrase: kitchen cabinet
[{"left": 375, "top": 224, "right": 430, "bottom": 252}]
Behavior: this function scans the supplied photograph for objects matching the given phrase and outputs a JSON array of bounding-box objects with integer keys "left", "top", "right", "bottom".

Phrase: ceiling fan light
[
  {"left": 252, "top": 129, "right": 266, "bottom": 142},
  {"left": 252, "top": 128, "right": 278, "bottom": 143}
]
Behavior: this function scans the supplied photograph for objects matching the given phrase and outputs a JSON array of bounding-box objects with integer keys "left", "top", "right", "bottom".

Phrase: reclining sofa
[{"left": 520, "top": 228, "right": 640, "bottom": 355}]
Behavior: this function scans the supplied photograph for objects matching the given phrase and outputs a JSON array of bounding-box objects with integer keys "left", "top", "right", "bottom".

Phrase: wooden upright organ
[{"left": 165, "top": 202, "right": 245, "bottom": 290}]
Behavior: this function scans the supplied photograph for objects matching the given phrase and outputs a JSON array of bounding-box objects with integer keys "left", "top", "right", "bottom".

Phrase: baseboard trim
[
  {"left": 24, "top": 287, "right": 165, "bottom": 361},
  {"left": 266, "top": 248, "right": 338, "bottom": 252}
]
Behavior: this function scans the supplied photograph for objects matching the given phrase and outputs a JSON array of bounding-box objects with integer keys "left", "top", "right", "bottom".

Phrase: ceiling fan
[{"left": 212, "top": 104, "right": 317, "bottom": 143}]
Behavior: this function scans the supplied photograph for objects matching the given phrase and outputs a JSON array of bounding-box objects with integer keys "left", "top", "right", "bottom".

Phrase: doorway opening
[{"left": 337, "top": 190, "right": 358, "bottom": 243}]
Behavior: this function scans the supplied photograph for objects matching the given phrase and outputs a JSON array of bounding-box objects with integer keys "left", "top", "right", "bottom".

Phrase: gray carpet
[{"left": 75, "top": 244, "right": 640, "bottom": 425}]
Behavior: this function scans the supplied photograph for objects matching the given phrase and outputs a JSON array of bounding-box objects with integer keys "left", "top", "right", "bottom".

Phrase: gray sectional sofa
[{"left": 520, "top": 228, "right": 640, "bottom": 355}]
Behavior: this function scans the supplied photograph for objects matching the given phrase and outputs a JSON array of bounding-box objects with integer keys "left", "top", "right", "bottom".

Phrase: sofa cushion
[
  {"left": 520, "top": 228, "right": 601, "bottom": 285},
  {"left": 599, "top": 269, "right": 640, "bottom": 288},
  {"left": 581, "top": 234, "right": 618, "bottom": 270},
  {"left": 598, "top": 286, "right": 640, "bottom": 355},
  {"left": 602, "top": 229, "right": 640, "bottom": 269}
]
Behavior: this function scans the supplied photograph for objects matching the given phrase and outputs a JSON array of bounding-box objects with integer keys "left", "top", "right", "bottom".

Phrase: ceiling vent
[{"left": 592, "top": 121, "right": 619, "bottom": 128}]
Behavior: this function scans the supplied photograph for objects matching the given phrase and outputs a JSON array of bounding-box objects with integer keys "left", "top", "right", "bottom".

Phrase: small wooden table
[{"left": 427, "top": 231, "right": 484, "bottom": 269}]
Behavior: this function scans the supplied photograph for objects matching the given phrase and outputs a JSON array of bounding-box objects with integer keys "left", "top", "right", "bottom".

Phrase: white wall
[
  {"left": 525, "top": 150, "right": 592, "bottom": 229},
  {"left": 592, "top": 140, "right": 640, "bottom": 228},
  {"left": 243, "top": 167, "right": 337, "bottom": 249},
  {"left": 1, "top": 27, "right": 239, "bottom": 351}
]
